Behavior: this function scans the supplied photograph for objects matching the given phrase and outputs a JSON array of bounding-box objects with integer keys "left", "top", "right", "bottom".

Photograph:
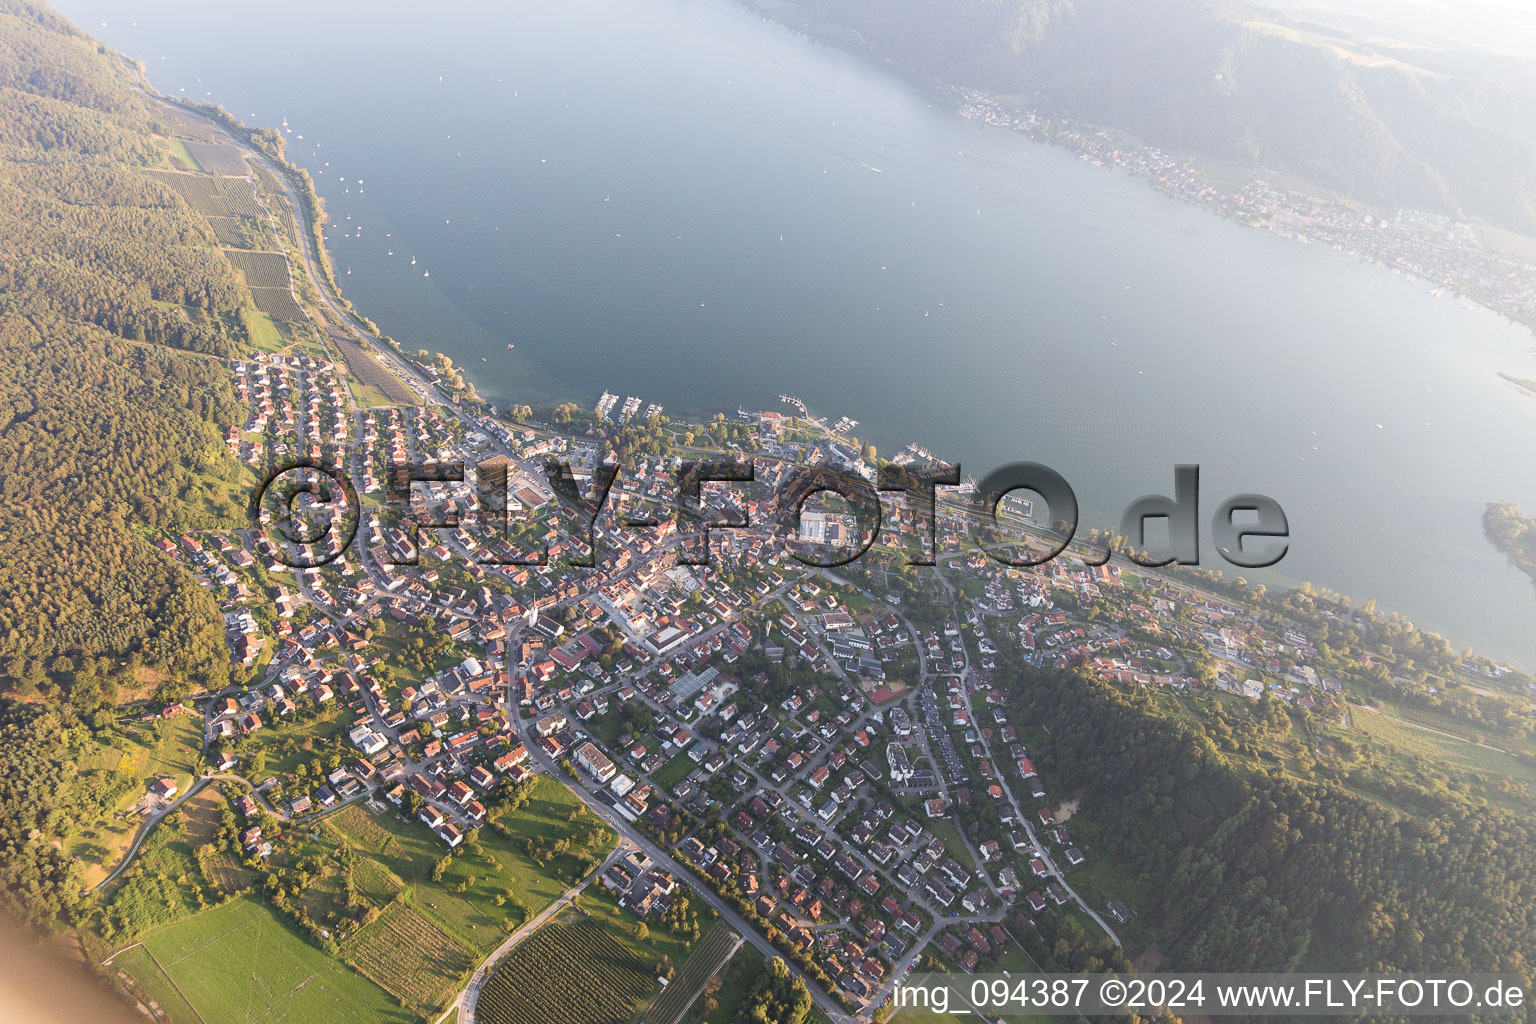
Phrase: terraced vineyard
[
  {"left": 147, "top": 171, "right": 268, "bottom": 247},
  {"left": 224, "top": 249, "right": 306, "bottom": 321},
  {"left": 478, "top": 917, "right": 657, "bottom": 1024},
  {"left": 331, "top": 333, "right": 416, "bottom": 404},
  {"left": 643, "top": 923, "right": 740, "bottom": 1024},
  {"left": 224, "top": 249, "right": 291, "bottom": 288},
  {"left": 185, "top": 140, "right": 250, "bottom": 175},
  {"left": 342, "top": 901, "right": 474, "bottom": 1013}
]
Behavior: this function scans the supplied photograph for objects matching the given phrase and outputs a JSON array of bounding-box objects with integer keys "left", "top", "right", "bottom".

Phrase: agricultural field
[
  {"left": 348, "top": 849, "right": 405, "bottom": 906},
  {"left": 253, "top": 164, "right": 299, "bottom": 234},
  {"left": 162, "top": 137, "right": 201, "bottom": 171},
  {"left": 97, "top": 824, "right": 209, "bottom": 944},
  {"left": 1351, "top": 706, "right": 1536, "bottom": 792},
  {"left": 289, "top": 845, "right": 353, "bottom": 931},
  {"left": 644, "top": 922, "right": 740, "bottom": 1024},
  {"left": 342, "top": 901, "right": 475, "bottom": 1013},
  {"left": 178, "top": 790, "right": 225, "bottom": 847},
  {"left": 198, "top": 846, "right": 254, "bottom": 896},
  {"left": 175, "top": 811, "right": 372, "bottom": 945},
  {"left": 493, "top": 775, "right": 618, "bottom": 903},
  {"left": 325, "top": 804, "right": 400, "bottom": 856},
  {"left": 323, "top": 808, "right": 408, "bottom": 906},
  {"left": 145, "top": 170, "right": 247, "bottom": 215},
  {"left": 244, "top": 309, "right": 287, "bottom": 353},
  {"left": 111, "top": 943, "right": 202, "bottom": 1024},
  {"left": 185, "top": 140, "right": 250, "bottom": 175},
  {"left": 579, "top": 885, "right": 713, "bottom": 980},
  {"left": 156, "top": 103, "right": 220, "bottom": 141},
  {"left": 477, "top": 915, "right": 659, "bottom": 1024},
  {"left": 104, "top": 781, "right": 626, "bottom": 1024},
  {"left": 325, "top": 805, "right": 442, "bottom": 889},
  {"left": 206, "top": 215, "right": 259, "bottom": 248},
  {"left": 138, "top": 897, "right": 413, "bottom": 1024}
]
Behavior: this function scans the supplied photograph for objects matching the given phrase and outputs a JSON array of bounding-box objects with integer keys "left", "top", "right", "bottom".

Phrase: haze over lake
[{"left": 71, "top": 0, "right": 1536, "bottom": 666}]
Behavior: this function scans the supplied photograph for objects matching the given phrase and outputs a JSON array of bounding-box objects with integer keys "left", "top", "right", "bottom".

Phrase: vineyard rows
[
  {"left": 343, "top": 902, "right": 475, "bottom": 1012},
  {"left": 643, "top": 924, "right": 739, "bottom": 1024},
  {"left": 478, "top": 918, "right": 656, "bottom": 1024}
]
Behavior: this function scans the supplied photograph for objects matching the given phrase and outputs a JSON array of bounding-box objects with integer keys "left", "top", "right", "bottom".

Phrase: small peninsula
[{"left": 1485, "top": 501, "right": 1536, "bottom": 592}]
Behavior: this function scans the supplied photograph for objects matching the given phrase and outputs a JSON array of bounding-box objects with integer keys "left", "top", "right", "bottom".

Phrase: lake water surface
[{"left": 69, "top": 0, "right": 1536, "bottom": 666}]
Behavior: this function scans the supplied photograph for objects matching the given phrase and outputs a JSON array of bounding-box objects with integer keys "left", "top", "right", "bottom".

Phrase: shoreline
[
  {"left": 738, "top": 0, "right": 1536, "bottom": 342},
  {"left": 123, "top": 32, "right": 1536, "bottom": 674}
]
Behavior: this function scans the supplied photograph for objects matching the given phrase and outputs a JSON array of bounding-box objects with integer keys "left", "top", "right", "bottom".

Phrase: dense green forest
[
  {"left": 1005, "top": 664, "right": 1535, "bottom": 983},
  {"left": 754, "top": 0, "right": 1536, "bottom": 232},
  {"left": 0, "top": 1, "right": 251, "bottom": 699},
  {"left": 0, "top": 700, "right": 124, "bottom": 930}
]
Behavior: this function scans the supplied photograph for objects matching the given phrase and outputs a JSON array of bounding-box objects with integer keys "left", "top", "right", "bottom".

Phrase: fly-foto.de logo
[{"left": 252, "top": 458, "right": 1288, "bottom": 571}]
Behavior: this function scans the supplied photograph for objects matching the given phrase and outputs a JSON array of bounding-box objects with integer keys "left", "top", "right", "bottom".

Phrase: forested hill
[
  {"left": 1006, "top": 665, "right": 1535, "bottom": 983},
  {"left": 754, "top": 0, "right": 1536, "bottom": 233},
  {"left": 0, "top": 1, "right": 254, "bottom": 705}
]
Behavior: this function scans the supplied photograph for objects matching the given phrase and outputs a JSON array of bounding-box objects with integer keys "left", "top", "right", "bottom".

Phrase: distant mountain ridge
[{"left": 752, "top": 0, "right": 1536, "bottom": 233}]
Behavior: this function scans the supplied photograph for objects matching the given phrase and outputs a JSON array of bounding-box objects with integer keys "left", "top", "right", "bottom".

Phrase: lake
[{"left": 70, "top": 0, "right": 1536, "bottom": 667}]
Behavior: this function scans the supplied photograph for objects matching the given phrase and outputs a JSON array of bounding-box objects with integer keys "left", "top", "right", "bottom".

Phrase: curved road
[
  {"left": 93, "top": 772, "right": 298, "bottom": 893},
  {"left": 92, "top": 777, "right": 212, "bottom": 892}
]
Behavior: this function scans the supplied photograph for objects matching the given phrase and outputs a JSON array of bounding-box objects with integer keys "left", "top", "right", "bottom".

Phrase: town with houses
[
  {"left": 5, "top": 7, "right": 1534, "bottom": 1021},
  {"left": 953, "top": 87, "right": 1536, "bottom": 337},
  {"left": 123, "top": 327, "right": 1516, "bottom": 1021}
]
